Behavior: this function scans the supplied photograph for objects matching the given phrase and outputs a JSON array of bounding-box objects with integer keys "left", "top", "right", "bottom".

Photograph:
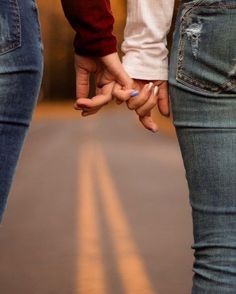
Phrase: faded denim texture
[
  {"left": 0, "top": 0, "right": 43, "bottom": 223},
  {"left": 169, "top": 0, "right": 236, "bottom": 293}
]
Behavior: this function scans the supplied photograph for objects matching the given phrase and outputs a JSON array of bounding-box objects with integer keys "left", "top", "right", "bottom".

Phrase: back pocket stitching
[
  {"left": 0, "top": 0, "right": 21, "bottom": 55},
  {"left": 176, "top": 4, "right": 236, "bottom": 94}
]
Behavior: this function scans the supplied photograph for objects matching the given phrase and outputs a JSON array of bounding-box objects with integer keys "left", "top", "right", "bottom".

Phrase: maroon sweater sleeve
[{"left": 61, "top": 0, "right": 117, "bottom": 57}]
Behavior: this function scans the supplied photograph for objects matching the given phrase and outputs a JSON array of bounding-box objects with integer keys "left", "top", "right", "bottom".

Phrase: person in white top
[
  {"left": 73, "top": 0, "right": 236, "bottom": 292},
  {"left": 122, "top": 0, "right": 175, "bottom": 81},
  {"left": 114, "top": 0, "right": 175, "bottom": 132}
]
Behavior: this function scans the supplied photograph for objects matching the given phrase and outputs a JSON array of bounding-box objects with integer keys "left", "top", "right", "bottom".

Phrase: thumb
[{"left": 100, "top": 53, "right": 133, "bottom": 88}]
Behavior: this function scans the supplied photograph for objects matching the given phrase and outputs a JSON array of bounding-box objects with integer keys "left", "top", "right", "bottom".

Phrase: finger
[
  {"left": 127, "top": 82, "right": 154, "bottom": 110},
  {"left": 157, "top": 82, "right": 170, "bottom": 117},
  {"left": 76, "top": 81, "right": 114, "bottom": 111},
  {"left": 75, "top": 94, "right": 111, "bottom": 110},
  {"left": 113, "top": 83, "right": 139, "bottom": 104},
  {"left": 139, "top": 114, "right": 158, "bottom": 133},
  {"left": 74, "top": 106, "right": 90, "bottom": 111},
  {"left": 74, "top": 102, "right": 100, "bottom": 113},
  {"left": 82, "top": 108, "right": 101, "bottom": 117},
  {"left": 136, "top": 86, "right": 159, "bottom": 117},
  {"left": 74, "top": 102, "right": 90, "bottom": 111},
  {"left": 116, "top": 99, "right": 124, "bottom": 105},
  {"left": 75, "top": 66, "right": 90, "bottom": 99}
]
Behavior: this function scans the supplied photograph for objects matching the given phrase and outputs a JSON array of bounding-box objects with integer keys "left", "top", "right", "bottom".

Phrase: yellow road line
[
  {"left": 95, "top": 143, "right": 156, "bottom": 294},
  {"left": 77, "top": 144, "right": 107, "bottom": 294}
]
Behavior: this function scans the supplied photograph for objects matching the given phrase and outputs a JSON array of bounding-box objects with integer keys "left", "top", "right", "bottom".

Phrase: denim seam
[{"left": 31, "top": 0, "right": 43, "bottom": 46}]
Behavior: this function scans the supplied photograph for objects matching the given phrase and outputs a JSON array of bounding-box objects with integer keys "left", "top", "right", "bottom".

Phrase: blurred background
[
  {"left": 38, "top": 0, "right": 128, "bottom": 102},
  {"left": 0, "top": 1, "right": 195, "bottom": 294}
]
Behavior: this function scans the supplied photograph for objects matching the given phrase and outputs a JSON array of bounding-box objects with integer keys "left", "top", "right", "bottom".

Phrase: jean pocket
[
  {"left": 176, "top": 1, "right": 236, "bottom": 94},
  {"left": 0, "top": 0, "right": 21, "bottom": 56}
]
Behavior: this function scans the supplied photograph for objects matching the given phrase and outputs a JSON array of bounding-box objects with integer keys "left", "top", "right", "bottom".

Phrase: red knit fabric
[{"left": 61, "top": 0, "right": 117, "bottom": 57}]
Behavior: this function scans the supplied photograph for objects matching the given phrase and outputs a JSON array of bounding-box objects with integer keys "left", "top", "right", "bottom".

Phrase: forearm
[
  {"left": 122, "top": 0, "right": 175, "bottom": 80},
  {"left": 61, "top": 0, "right": 117, "bottom": 57}
]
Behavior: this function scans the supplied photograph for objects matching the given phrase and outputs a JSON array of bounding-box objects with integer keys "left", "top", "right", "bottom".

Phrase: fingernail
[
  {"left": 150, "top": 124, "right": 158, "bottom": 133},
  {"left": 151, "top": 127, "right": 158, "bottom": 133},
  {"left": 130, "top": 90, "right": 139, "bottom": 97},
  {"left": 148, "top": 82, "right": 154, "bottom": 91},
  {"left": 77, "top": 103, "right": 86, "bottom": 107},
  {"left": 153, "top": 86, "right": 159, "bottom": 96}
]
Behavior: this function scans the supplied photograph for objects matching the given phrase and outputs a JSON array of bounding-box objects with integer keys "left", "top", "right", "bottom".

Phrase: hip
[{"left": 168, "top": 0, "right": 236, "bottom": 127}]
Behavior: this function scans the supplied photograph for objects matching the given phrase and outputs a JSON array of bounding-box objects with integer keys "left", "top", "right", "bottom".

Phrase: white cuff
[{"left": 122, "top": 52, "right": 169, "bottom": 80}]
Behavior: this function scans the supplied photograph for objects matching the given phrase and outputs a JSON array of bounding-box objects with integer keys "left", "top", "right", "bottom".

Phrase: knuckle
[
  {"left": 127, "top": 97, "right": 135, "bottom": 104},
  {"left": 127, "top": 102, "right": 136, "bottom": 110},
  {"left": 149, "top": 97, "right": 156, "bottom": 104},
  {"left": 136, "top": 109, "right": 144, "bottom": 116},
  {"left": 116, "top": 96, "right": 124, "bottom": 103},
  {"left": 127, "top": 105, "right": 134, "bottom": 110},
  {"left": 150, "top": 101, "right": 156, "bottom": 108},
  {"left": 146, "top": 100, "right": 156, "bottom": 109},
  {"left": 117, "top": 96, "right": 126, "bottom": 102}
]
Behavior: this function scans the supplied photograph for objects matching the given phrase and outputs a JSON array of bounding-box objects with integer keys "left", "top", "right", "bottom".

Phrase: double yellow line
[{"left": 77, "top": 142, "right": 156, "bottom": 294}]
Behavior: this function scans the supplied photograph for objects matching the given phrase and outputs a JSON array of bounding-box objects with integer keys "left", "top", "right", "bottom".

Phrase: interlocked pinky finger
[{"left": 113, "top": 83, "right": 138, "bottom": 104}]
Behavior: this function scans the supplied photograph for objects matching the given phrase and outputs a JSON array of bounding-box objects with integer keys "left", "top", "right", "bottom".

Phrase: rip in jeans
[
  {"left": 0, "top": 15, "right": 10, "bottom": 42},
  {"left": 185, "top": 20, "right": 203, "bottom": 59}
]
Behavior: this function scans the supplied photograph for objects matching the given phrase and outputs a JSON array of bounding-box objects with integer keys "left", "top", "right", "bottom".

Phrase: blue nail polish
[{"left": 130, "top": 90, "right": 139, "bottom": 97}]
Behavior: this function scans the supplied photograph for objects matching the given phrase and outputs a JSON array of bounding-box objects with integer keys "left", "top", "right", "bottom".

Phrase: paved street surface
[{"left": 0, "top": 106, "right": 193, "bottom": 294}]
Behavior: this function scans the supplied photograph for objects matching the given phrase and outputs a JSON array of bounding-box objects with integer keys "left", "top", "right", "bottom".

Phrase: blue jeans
[
  {"left": 0, "top": 0, "right": 43, "bottom": 223},
  {"left": 169, "top": 0, "right": 236, "bottom": 292}
]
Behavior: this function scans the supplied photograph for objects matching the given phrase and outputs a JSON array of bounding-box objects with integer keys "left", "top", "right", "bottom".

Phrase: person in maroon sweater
[{"left": 61, "top": 0, "right": 169, "bottom": 132}]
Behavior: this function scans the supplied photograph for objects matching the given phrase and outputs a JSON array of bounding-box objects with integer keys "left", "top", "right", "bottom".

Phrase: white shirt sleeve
[{"left": 122, "top": 0, "right": 175, "bottom": 80}]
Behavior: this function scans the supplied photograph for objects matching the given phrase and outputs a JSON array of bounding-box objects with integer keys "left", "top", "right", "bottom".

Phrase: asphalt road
[{"left": 0, "top": 107, "right": 193, "bottom": 294}]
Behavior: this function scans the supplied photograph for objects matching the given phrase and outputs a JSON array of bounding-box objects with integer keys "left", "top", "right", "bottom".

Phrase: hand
[
  {"left": 113, "top": 80, "right": 170, "bottom": 132},
  {"left": 73, "top": 53, "right": 134, "bottom": 116}
]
